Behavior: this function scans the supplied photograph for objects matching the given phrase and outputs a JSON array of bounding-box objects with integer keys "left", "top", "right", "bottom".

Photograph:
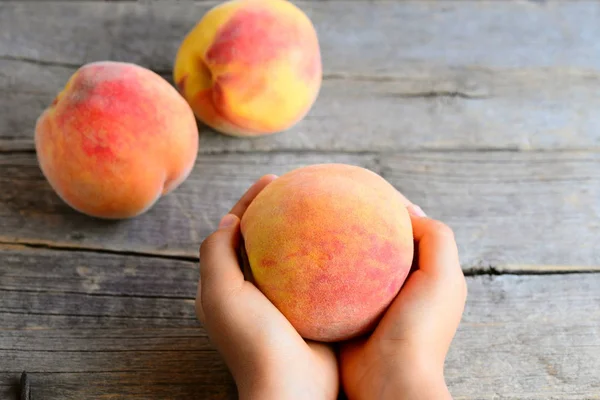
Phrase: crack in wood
[
  {"left": 0, "top": 287, "right": 196, "bottom": 301},
  {"left": 0, "top": 240, "right": 199, "bottom": 262},
  {"left": 463, "top": 266, "right": 600, "bottom": 276},
  {"left": 2, "top": 240, "right": 599, "bottom": 276},
  {"left": 0, "top": 57, "right": 486, "bottom": 99},
  {"left": 6, "top": 142, "right": 600, "bottom": 155},
  {"left": 0, "top": 55, "right": 81, "bottom": 69},
  {"left": 0, "top": 310, "right": 196, "bottom": 320}
]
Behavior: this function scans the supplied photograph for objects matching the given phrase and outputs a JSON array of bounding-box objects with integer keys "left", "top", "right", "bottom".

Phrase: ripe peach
[
  {"left": 173, "top": 0, "right": 322, "bottom": 137},
  {"left": 35, "top": 61, "right": 199, "bottom": 219},
  {"left": 240, "top": 164, "right": 414, "bottom": 342}
]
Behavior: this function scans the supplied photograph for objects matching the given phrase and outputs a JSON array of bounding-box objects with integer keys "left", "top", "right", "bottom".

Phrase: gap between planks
[
  {"left": 5, "top": 142, "right": 600, "bottom": 155},
  {"left": 2, "top": 241, "right": 599, "bottom": 276}
]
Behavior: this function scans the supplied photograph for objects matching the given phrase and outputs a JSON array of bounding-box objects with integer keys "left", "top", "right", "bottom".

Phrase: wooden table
[{"left": 1, "top": 1, "right": 600, "bottom": 399}]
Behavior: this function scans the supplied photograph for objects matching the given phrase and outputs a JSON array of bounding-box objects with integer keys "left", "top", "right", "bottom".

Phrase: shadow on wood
[{"left": 0, "top": 154, "right": 151, "bottom": 250}]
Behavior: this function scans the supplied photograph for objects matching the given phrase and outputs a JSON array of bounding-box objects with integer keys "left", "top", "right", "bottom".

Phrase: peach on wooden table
[
  {"left": 241, "top": 164, "right": 414, "bottom": 342},
  {"left": 174, "top": 0, "right": 322, "bottom": 137},
  {"left": 35, "top": 61, "right": 199, "bottom": 219}
]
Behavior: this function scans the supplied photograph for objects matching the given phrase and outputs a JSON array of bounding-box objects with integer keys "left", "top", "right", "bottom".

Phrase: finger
[
  {"left": 199, "top": 214, "right": 245, "bottom": 300},
  {"left": 229, "top": 174, "right": 278, "bottom": 218},
  {"left": 410, "top": 215, "right": 461, "bottom": 280},
  {"left": 373, "top": 216, "right": 466, "bottom": 346},
  {"left": 197, "top": 214, "right": 243, "bottom": 324},
  {"left": 198, "top": 215, "right": 311, "bottom": 382}
]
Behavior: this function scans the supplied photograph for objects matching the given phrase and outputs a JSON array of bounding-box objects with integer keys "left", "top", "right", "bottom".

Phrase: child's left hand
[{"left": 196, "top": 175, "right": 339, "bottom": 400}]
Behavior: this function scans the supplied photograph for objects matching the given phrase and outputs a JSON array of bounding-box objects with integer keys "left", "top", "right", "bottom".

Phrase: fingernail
[
  {"left": 407, "top": 204, "right": 427, "bottom": 217},
  {"left": 218, "top": 214, "right": 237, "bottom": 229}
]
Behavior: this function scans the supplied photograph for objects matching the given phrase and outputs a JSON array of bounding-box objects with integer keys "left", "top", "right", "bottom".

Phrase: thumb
[
  {"left": 409, "top": 215, "right": 463, "bottom": 284},
  {"left": 197, "top": 214, "right": 306, "bottom": 378},
  {"left": 372, "top": 213, "right": 466, "bottom": 345},
  {"left": 198, "top": 214, "right": 245, "bottom": 318}
]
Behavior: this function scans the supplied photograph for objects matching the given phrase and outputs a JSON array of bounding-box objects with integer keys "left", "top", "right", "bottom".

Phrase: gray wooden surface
[
  {"left": 3, "top": 1, "right": 600, "bottom": 153},
  {"left": 2, "top": 246, "right": 599, "bottom": 399},
  {"left": 1, "top": 1, "right": 600, "bottom": 399},
  {"left": 2, "top": 151, "right": 600, "bottom": 271}
]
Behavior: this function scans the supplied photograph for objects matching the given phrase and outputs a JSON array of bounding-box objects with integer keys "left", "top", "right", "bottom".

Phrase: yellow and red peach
[
  {"left": 240, "top": 164, "right": 414, "bottom": 342},
  {"left": 173, "top": 0, "right": 322, "bottom": 137},
  {"left": 35, "top": 61, "right": 199, "bottom": 219}
]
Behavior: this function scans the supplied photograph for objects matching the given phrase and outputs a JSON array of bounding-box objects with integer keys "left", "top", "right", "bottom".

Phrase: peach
[
  {"left": 173, "top": 0, "right": 322, "bottom": 137},
  {"left": 35, "top": 61, "right": 199, "bottom": 219},
  {"left": 241, "top": 164, "right": 414, "bottom": 342}
]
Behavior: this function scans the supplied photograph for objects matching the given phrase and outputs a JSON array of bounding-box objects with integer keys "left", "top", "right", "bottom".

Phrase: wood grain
[
  {"left": 0, "top": 246, "right": 235, "bottom": 399},
  {"left": 4, "top": 2, "right": 600, "bottom": 73},
  {"left": 2, "top": 151, "right": 599, "bottom": 271},
  {"left": 0, "top": 243, "right": 198, "bottom": 298},
  {"left": 2, "top": 2, "right": 600, "bottom": 152},
  {"left": 3, "top": 2, "right": 599, "bottom": 399},
  {"left": 380, "top": 151, "right": 600, "bottom": 270},
  {"left": 0, "top": 372, "right": 236, "bottom": 400},
  {"left": 1, "top": 247, "right": 599, "bottom": 399},
  {"left": 448, "top": 273, "right": 600, "bottom": 399},
  {"left": 0, "top": 152, "right": 378, "bottom": 258}
]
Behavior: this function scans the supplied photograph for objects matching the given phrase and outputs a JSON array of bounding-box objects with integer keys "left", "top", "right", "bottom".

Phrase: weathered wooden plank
[
  {"left": 0, "top": 152, "right": 378, "bottom": 257},
  {"left": 2, "top": 151, "right": 599, "bottom": 271},
  {"left": 0, "top": 328, "right": 209, "bottom": 351},
  {"left": 381, "top": 151, "right": 600, "bottom": 270},
  {"left": 0, "top": 372, "right": 236, "bottom": 400},
  {"left": 2, "top": 2, "right": 600, "bottom": 151},
  {"left": 0, "top": 246, "right": 235, "bottom": 398},
  {"left": 3, "top": 2, "right": 600, "bottom": 73},
  {"left": 447, "top": 273, "right": 600, "bottom": 399},
  {"left": 3, "top": 59, "right": 600, "bottom": 153},
  {"left": 1, "top": 247, "right": 599, "bottom": 399},
  {"left": 0, "top": 349, "right": 223, "bottom": 375},
  {"left": 0, "top": 244, "right": 199, "bottom": 326},
  {"left": 0, "top": 243, "right": 201, "bottom": 329},
  {"left": 0, "top": 314, "right": 199, "bottom": 330},
  {"left": 0, "top": 243, "right": 198, "bottom": 298},
  {"left": 1, "top": 290, "right": 195, "bottom": 320}
]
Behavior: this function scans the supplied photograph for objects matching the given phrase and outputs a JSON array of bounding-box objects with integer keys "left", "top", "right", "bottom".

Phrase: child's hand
[
  {"left": 196, "top": 175, "right": 339, "bottom": 400},
  {"left": 340, "top": 204, "right": 467, "bottom": 400}
]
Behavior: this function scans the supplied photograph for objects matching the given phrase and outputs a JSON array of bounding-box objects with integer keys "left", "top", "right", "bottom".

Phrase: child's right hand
[{"left": 340, "top": 204, "right": 467, "bottom": 400}]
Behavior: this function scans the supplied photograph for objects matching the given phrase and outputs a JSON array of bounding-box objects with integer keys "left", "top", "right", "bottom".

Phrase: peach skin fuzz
[
  {"left": 340, "top": 204, "right": 467, "bottom": 400},
  {"left": 197, "top": 175, "right": 338, "bottom": 400},
  {"left": 240, "top": 164, "right": 415, "bottom": 342},
  {"left": 174, "top": 0, "right": 322, "bottom": 137},
  {"left": 35, "top": 61, "right": 199, "bottom": 219}
]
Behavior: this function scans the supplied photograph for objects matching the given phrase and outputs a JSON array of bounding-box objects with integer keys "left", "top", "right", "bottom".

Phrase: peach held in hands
[
  {"left": 174, "top": 0, "right": 322, "bottom": 137},
  {"left": 35, "top": 61, "right": 199, "bottom": 219},
  {"left": 241, "top": 164, "right": 414, "bottom": 342}
]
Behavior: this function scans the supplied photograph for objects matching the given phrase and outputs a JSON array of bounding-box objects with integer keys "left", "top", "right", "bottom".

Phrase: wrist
[
  {"left": 348, "top": 357, "right": 450, "bottom": 400},
  {"left": 381, "top": 349, "right": 450, "bottom": 400},
  {"left": 239, "top": 383, "right": 331, "bottom": 400},
  {"left": 236, "top": 369, "right": 335, "bottom": 400},
  {"left": 236, "top": 370, "right": 291, "bottom": 400},
  {"left": 380, "top": 368, "right": 451, "bottom": 400}
]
